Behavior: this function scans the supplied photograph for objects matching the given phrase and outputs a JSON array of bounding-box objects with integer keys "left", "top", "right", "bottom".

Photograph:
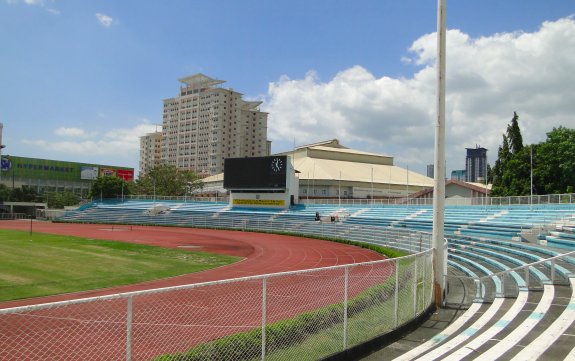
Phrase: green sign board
[{"left": 1, "top": 155, "right": 134, "bottom": 182}]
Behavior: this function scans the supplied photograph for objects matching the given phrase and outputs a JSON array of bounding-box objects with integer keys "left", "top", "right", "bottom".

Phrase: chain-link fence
[{"left": 0, "top": 250, "right": 433, "bottom": 361}]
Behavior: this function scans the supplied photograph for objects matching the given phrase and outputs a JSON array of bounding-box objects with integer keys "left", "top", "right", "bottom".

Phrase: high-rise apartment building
[
  {"left": 465, "top": 146, "right": 487, "bottom": 182},
  {"left": 140, "top": 74, "right": 270, "bottom": 177},
  {"left": 139, "top": 130, "right": 162, "bottom": 176}
]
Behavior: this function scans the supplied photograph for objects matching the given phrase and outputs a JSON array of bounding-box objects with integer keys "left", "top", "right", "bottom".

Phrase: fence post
[
  {"left": 262, "top": 277, "right": 267, "bottom": 360},
  {"left": 551, "top": 260, "right": 556, "bottom": 284},
  {"left": 394, "top": 259, "right": 400, "bottom": 328},
  {"left": 413, "top": 257, "right": 418, "bottom": 316},
  {"left": 126, "top": 296, "right": 133, "bottom": 361},
  {"left": 475, "top": 279, "right": 481, "bottom": 300},
  {"left": 343, "top": 266, "right": 349, "bottom": 350}
]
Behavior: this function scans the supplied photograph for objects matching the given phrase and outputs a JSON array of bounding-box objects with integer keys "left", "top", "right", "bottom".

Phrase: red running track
[{"left": 0, "top": 220, "right": 391, "bottom": 360}]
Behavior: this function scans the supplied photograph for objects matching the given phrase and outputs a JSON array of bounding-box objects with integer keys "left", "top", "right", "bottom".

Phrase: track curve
[{"left": 0, "top": 220, "right": 384, "bottom": 308}]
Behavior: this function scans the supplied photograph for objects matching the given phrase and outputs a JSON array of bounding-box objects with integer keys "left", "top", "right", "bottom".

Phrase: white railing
[
  {"left": 117, "top": 192, "right": 575, "bottom": 208},
  {"left": 301, "top": 193, "right": 575, "bottom": 207},
  {"left": 124, "top": 194, "right": 229, "bottom": 203},
  {"left": 0, "top": 249, "right": 433, "bottom": 360},
  {"left": 447, "top": 250, "right": 575, "bottom": 304},
  {"left": 0, "top": 213, "right": 28, "bottom": 220}
]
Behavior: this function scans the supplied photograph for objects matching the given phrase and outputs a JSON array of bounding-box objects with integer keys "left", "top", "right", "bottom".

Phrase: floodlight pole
[{"left": 432, "top": 0, "right": 447, "bottom": 307}]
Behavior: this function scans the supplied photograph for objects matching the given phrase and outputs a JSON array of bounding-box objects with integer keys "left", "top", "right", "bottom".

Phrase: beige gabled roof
[
  {"left": 310, "top": 145, "right": 391, "bottom": 158},
  {"left": 295, "top": 139, "right": 345, "bottom": 150},
  {"left": 202, "top": 173, "right": 223, "bottom": 183},
  {"left": 294, "top": 157, "right": 432, "bottom": 187}
]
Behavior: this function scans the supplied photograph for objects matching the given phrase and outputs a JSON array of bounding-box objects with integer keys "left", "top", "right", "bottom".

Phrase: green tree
[
  {"left": 491, "top": 112, "right": 526, "bottom": 196},
  {"left": 11, "top": 185, "right": 42, "bottom": 202},
  {"left": 89, "top": 176, "right": 132, "bottom": 200},
  {"left": 135, "top": 164, "right": 203, "bottom": 196},
  {"left": 503, "top": 145, "right": 532, "bottom": 196},
  {"left": 47, "top": 191, "right": 81, "bottom": 209},
  {"left": 0, "top": 184, "right": 11, "bottom": 202},
  {"left": 533, "top": 127, "right": 575, "bottom": 194},
  {"left": 507, "top": 111, "right": 523, "bottom": 154}
]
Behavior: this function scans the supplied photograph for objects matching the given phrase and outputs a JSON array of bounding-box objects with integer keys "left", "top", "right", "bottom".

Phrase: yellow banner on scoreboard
[{"left": 233, "top": 199, "right": 285, "bottom": 206}]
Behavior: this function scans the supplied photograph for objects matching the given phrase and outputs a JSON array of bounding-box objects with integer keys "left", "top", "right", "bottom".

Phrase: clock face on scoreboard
[
  {"left": 224, "top": 156, "right": 287, "bottom": 189},
  {"left": 270, "top": 157, "right": 284, "bottom": 173}
]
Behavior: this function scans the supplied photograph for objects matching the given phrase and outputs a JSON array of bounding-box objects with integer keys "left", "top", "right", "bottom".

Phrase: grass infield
[{"left": 0, "top": 229, "right": 240, "bottom": 302}]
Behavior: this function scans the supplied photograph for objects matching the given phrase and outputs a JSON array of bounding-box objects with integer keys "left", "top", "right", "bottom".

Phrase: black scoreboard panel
[{"left": 224, "top": 156, "right": 287, "bottom": 189}]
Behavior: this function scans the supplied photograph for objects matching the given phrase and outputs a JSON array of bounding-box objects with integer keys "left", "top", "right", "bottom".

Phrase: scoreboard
[{"left": 224, "top": 156, "right": 287, "bottom": 189}]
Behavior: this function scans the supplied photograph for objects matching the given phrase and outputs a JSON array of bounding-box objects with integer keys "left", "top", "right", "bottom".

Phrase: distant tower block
[{"left": 465, "top": 146, "right": 487, "bottom": 182}]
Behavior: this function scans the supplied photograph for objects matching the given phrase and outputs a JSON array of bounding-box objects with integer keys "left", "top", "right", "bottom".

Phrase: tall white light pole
[{"left": 432, "top": 0, "right": 447, "bottom": 307}]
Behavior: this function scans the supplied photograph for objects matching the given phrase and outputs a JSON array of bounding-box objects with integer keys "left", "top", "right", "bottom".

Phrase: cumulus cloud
[
  {"left": 96, "top": 13, "right": 114, "bottom": 27},
  {"left": 263, "top": 16, "right": 575, "bottom": 173},
  {"left": 54, "top": 127, "right": 89, "bottom": 138},
  {"left": 22, "top": 122, "right": 157, "bottom": 160}
]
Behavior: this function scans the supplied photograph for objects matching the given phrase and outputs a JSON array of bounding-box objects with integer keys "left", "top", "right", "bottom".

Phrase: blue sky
[{"left": 1, "top": 0, "right": 574, "bottom": 177}]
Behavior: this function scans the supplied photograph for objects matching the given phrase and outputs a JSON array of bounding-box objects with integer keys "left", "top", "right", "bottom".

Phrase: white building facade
[
  {"left": 158, "top": 74, "right": 270, "bottom": 176},
  {"left": 139, "top": 131, "right": 162, "bottom": 176}
]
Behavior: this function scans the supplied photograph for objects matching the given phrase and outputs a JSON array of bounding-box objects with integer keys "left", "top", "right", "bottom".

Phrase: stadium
[
  {"left": 2, "top": 1, "right": 574, "bottom": 359},
  {"left": 1, "top": 154, "right": 574, "bottom": 360}
]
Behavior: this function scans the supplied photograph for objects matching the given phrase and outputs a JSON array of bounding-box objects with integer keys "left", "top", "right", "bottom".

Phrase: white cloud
[
  {"left": 7, "top": 0, "right": 44, "bottom": 5},
  {"left": 96, "top": 13, "right": 114, "bottom": 27},
  {"left": 54, "top": 127, "right": 89, "bottom": 138},
  {"left": 6, "top": 0, "right": 60, "bottom": 15},
  {"left": 262, "top": 16, "right": 575, "bottom": 173},
  {"left": 22, "top": 122, "right": 157, "bottom": 160},
  {"left": 7, "top": 0, "right": 61, "bottom": 14}
]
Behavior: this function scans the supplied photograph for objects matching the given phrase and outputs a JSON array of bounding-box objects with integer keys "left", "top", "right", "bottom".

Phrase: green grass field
[{"left": 0, "top": 229, "right": 240, "bottom": 302}]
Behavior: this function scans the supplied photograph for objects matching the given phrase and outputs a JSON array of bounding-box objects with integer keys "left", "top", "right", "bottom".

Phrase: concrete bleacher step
[{"left": 350, "top": 208, "right": 369, "bottom": 217}]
